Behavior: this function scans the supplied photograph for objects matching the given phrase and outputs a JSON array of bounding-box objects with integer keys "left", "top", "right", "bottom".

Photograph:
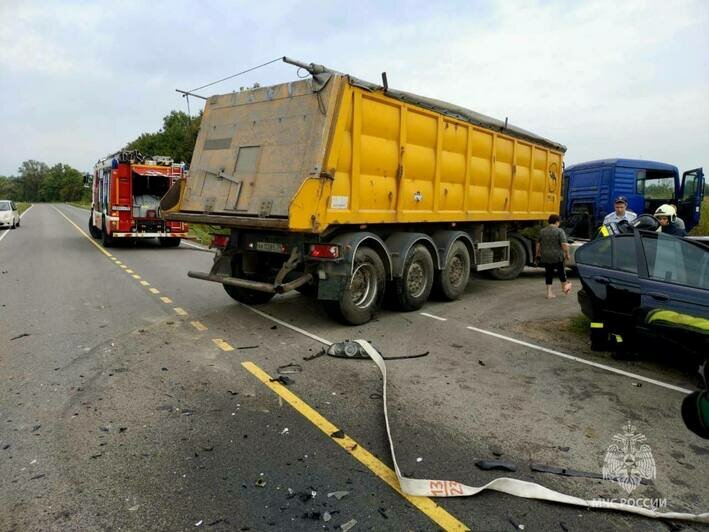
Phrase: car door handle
[
  {"left": 592, "top": 275, "right": 610, "bottom": 285},
  {"left": 647, "top": 292, "right": 669, "bottom": 302}
]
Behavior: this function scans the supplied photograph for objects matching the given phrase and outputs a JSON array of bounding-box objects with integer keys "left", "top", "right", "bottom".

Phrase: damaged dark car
[{"left": 575, "top": 219, "right": 709, "bottom": 357}]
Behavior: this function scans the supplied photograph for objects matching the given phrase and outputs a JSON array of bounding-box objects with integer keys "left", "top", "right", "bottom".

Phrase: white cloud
[{"left": 0, "top": 0, "right": 707, "bottom": 175}]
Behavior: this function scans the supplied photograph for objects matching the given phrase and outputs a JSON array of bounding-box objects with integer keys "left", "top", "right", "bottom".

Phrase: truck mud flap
[{"left": 188, "top": 270, "right": 312, "bottom": 295}]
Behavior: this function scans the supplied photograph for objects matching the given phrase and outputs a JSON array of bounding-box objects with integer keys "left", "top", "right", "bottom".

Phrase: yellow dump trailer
[{"left": 165, "top": 58, "right": 566, "bottom": 324}]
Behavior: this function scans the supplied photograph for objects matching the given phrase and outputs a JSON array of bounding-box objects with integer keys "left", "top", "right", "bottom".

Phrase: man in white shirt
[{"left": 603, "top": 196, "right": 637, "bottom": 224}]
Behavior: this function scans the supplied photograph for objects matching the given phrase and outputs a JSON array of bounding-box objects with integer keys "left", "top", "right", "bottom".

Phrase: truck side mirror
[{"left": 83, "top": 173, "right": 92, "bottom": 189}]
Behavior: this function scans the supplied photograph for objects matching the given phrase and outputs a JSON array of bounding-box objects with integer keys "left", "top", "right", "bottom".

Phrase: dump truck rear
[{"left": 163, "top": 58, "right": 566, "bottom": 324}]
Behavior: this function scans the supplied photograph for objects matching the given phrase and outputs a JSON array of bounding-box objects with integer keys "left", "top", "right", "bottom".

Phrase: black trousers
[{"left": 543, "top": 262, "right": 567, "bottom": 285}]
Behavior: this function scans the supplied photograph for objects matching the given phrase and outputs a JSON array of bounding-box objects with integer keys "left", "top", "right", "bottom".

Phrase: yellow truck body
[
  {"left": 167, "top": 60, "right": 567, "bottom": 324},
  {"left": 168, "top": 73, "right": 565, "bottom": 233}
]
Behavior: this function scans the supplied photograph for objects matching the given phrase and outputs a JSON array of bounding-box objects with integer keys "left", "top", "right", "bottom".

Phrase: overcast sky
[{"left": 1, "top": 0, "right": 707, "bottom": 176}]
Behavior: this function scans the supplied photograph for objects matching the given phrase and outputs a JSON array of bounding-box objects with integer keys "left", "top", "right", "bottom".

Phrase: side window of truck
[{"left": 635, "top": 170, "right": 646, "bottom": 195}]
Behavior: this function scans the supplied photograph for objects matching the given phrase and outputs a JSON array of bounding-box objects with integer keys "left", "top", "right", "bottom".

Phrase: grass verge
[{"left": 16, "top": 202, "right": 31, "bottom": 215}]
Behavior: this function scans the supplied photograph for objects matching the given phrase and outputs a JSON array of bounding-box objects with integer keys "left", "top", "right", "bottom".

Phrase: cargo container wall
[
  {"left": 178, "top": 77, "right": 342, "bottom": 220},
  {"left": 289, "top": 81, "right": 564, "bottom": 231}
]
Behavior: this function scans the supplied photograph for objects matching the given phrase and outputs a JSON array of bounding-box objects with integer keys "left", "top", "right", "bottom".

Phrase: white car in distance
[{"left": 0, "top": 200, "right": 20, "bottom": 229}]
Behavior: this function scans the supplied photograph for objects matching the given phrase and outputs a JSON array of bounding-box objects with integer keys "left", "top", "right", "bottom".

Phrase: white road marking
[
  {"left": 420, "top": 312, "right": 447, "bottom": 321},
  {"left": 239, "top": 304, "right": 332, "bottom": 346},
  {"left": 0, "top": 204, "right": 33, "bottom": 244},
  {"left": 465, "top": 326, "right": 693, "bottom": 394},
  {"left": 182, "top": 240, "right": 211, "bottom": 251}
]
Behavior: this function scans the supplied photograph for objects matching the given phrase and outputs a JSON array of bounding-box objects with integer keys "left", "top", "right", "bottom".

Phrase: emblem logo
[{"left": 602, "top": 422, "right": 656, "bottom": 494}]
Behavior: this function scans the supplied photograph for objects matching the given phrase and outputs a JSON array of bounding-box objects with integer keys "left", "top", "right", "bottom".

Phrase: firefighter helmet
[{"left": 654, "top": 204, "right": 677, "bottom": 222}]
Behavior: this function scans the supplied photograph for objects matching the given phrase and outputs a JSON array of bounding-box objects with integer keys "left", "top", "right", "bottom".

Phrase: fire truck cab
[{"left": 88, "top": 150, "right": 188, "bottom": 247}]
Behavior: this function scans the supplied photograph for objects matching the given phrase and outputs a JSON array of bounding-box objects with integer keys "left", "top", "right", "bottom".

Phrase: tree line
[{"left": 0, "top": 111, "right": 201, "bottom": 202}]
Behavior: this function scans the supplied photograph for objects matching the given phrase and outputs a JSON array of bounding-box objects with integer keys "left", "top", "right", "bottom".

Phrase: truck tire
[
  {"left": 101, "top": 216, "right": 114, "bottom": 247},
  {"left": 393, "top": 244, "right": 434, "bottom": 311},
  {"left": 223, "top": 283, "right": 275, "bottom": 305},
  {"left": 325, "top": 246, "right": 386, "bottom": 325},
  {"left": 88, "top": 212, "right": 102, "bottom": 239},
  {"left": 433, "top": 240, "right": 470, "bottom": 300},
  {"left": 222, "top": 254, "right": 275, "bottom": 305},
  {"left": 488, "top": 237, "right": 526, "bottom": 280},
  {"left": 159, "top": 237, "right": 181, "bottom": 247}
]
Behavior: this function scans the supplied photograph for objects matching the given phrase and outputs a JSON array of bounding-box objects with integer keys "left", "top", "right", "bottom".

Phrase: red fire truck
[{"left": 88, "top": 150, "right": 188, "bottom": 247}]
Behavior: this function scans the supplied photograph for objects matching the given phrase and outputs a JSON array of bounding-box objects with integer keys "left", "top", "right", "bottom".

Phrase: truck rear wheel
[
  {"left": 159, "top": 237, "right": 181, "bottom": 247},
  {"left": 88, "top": 212, "right": 102, "bottom": 239},
  {"left": 433, "top": 240, "right": 470, "bottom": 300},
  {"left": 325, "top": 246, "right": 385, "bottom": 325},
  {"left": 223, "top": 283, "right": 275, "bottom": 305},
  {"left": 488, "top": 237, "right": 526, "bottom": 280},
  {"left": 393, "top": 244, "right": 434, "bottom": 311}
]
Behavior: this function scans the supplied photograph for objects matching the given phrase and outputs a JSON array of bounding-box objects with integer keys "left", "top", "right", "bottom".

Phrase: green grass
[
  {"left": 16, "top": 202, "right": 31, "bottom": 215},
  {"left": 565, "top": 314, "right": 591, "bottom": 336},
  {"left": 689, "top": 198, "right": 709, "bottom": 236},
  {"left": 187, "top": 223, "right": 229, "bottom": 246}
]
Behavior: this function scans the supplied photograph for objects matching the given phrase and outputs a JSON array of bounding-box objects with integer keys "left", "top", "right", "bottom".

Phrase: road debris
[
  {"left": 255, "top": 478, "right": 267, "bottom": 487},
  {"left": 269, "top": 376, "right": 293, "bottom": 386},
  {"left": 10, "top": 333, "right": 30, "bottom": 341},
  {"left": 31, "top": 424, "right": 41, "bottom": 432},
  {"left": 277, "top": 363, "right": 302, "bottom": 374},
  {"left": 30, "top": 473, "right": 46, "bottom": 480},
  {"left": 476, "top": 460, "right": 517, "bottom": 472},
  {"left": 377, "top": 508, "right": 388, "bottom": 519},
  {"left": 323, "top": 511, "right": 332, "bottom": 522},
  {"left": 327, "top": 491, "right": 349, "bottom": 500},
  {"left": 330, "top": 430, "right": 345, "bottom": 439},
  {"left": 351, "top": 339, "right": 706, "bottom": 523},
  {"left": 340, "top": 518, "right": 357, "bottom": 531},
  {"left": 280, "top": 428, "right": 289, "bottom": 435},
  {"left": 508, "top": 515, "right": 525, "bottom": 530},
  {"left": 416, "top": 457, "right": 423, "bottom": 463},
  {"left": 195, "top": 519, "right": 203, "bottom": 526},
  {"left": 128, "top": 504, "right": 140, "bottom": 511},
  {"left": 236, "top": 345, "right": 259, "bottom": 350}
]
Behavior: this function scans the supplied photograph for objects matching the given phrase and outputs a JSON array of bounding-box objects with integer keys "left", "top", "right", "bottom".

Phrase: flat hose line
[{"left": 352, "top": 339, "right": 709, "bottom": 524}]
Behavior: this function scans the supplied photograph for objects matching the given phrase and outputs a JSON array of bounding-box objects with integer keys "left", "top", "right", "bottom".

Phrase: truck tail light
[
  {"left": 211, "top": 234, "right": 229, "bottom": 249},
  {"left": 309, "top": 244, "right": 339, "bottom": 259}
]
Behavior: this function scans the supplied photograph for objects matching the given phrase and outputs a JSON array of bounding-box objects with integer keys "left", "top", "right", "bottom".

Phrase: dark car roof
[{"left": 565, "top": 159, "right": 678, "bottom": 173}]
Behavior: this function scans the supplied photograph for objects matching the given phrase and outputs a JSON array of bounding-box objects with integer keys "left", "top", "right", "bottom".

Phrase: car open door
[
  {"left": 679, "top": 168, "right": 704, "bottom": 232},
  {"left": 637, "top": 232, "right": 709, "bottom": 355}
]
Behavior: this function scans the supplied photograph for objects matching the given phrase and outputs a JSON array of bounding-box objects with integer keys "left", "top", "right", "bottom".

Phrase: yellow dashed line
[
  {"left": 212, "top": 339, "right": 234, "bottom": 351},
  {"left": 126, "top": 269, "right": 134, "bottom": 273},
  {"left": 120, "top": 265, "right": 127, "bottom": 269},
  {"left": 160, "top": 296, "right": 173, "bottom": 304},
  {"left": 149, "top": 288, "right": 160, "bottom": 294},
  {"left": 174, "top": 307, "right": 187, "bottom": 316},
  {"left": 190, "top": 321, "right": 207, "bottom": 331},
  {"left": 242, "top": 361, "right": 468, "bottom": 531},
  {"left": 132, "top": 274, "right": 141, "bottom": 279},
  {"left": 140, "top": 280, "right": 150, "bottom": 286}
]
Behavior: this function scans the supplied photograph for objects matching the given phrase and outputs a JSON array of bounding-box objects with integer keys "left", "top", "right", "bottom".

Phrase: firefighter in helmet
[{"left": 654, "top": 204, "right": 687, "bottom": 236}]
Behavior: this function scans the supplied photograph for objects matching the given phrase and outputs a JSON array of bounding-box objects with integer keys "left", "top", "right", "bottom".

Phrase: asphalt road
[{"left": 1, "top": 204, "right": 707, "bottom": 531}]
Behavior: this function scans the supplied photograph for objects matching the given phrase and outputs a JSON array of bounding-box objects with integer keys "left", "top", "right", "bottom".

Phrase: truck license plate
[{"left": 256, "top": 241, "right": 284, "bottom": 253}]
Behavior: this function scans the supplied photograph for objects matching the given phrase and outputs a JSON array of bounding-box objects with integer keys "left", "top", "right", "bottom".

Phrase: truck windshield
[
  {"left": 635, "top": 170, "right": 676, "bottom": 200},
  {"left": 0, "top": 201, "right": 11, "bottom": 211}
]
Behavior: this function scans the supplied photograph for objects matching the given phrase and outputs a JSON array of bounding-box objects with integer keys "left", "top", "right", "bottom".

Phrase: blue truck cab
[{"left": 562, "top": 159, "right": 704, "bottom": 238}]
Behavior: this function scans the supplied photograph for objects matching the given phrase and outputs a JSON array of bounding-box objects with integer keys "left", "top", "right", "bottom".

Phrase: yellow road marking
[
  {"left": 126, "top": 269, "right": 134, "bottom": 273},
  {"left": 149, "top": 288, "right": 160, "bottom": 294},
  {"left": 120, "top": 265, "right": 128, "bottom": 269},
  {"left": 174, "top": 307, "right": 187, "bottom": 316},
  {"left": 140, "top": 280, "right": 150, "bottom": 286},
  {"left": 115, "top": 261, "right": 122, "bottom": 265},
  {"left": 242, "top": 361, "right": 469, "bottom": 531},
  {"left": 132, "top": 274, "right": 141, "bottom": 279},
  {"left": 212, "top": 339, "right": 234, "bottom": 351},
  {"left": 191, "top": 321, "right": 208, "bottom": 331},
  {"left": 51, "top": 207, "right": 112, "bottom": 258},
  {"left": 160, "top": 296, "right": 173, "bottom": 304}
]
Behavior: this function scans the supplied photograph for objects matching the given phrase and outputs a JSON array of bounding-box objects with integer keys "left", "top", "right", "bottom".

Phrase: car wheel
[
  {"left": 101, "top": 216, "right": 114, "bottom": 247},
  {"left": 88, "top": 211, "right": 102, "bottom": 239}
]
